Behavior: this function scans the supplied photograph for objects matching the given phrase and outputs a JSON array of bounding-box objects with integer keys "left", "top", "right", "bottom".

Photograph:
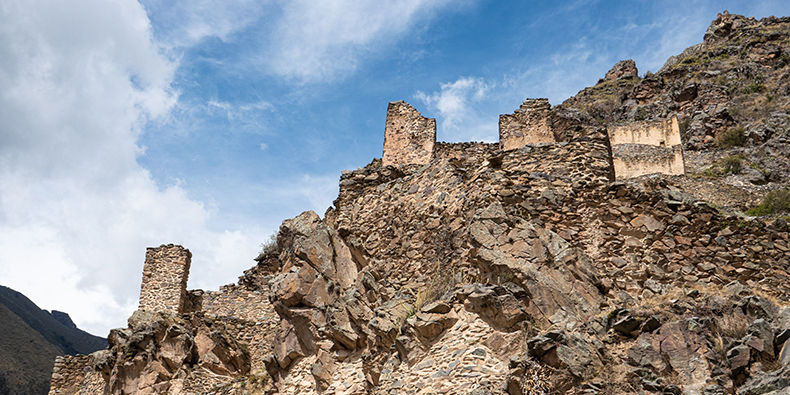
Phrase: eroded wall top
[
  {"left": 608, "top": 116, "right": 685, "bottom": 179},
  {"left": 609, "top": 116, "right": 681, "bottom": 147},
  {"left": 382, "top": 101, "right": 436, "bottom": 167},
  {"left": 138, "top": 244, "right": 191, "bottom": 314},
  {"left": 499, "top": 98, "right": 554, "bottom": 150}
]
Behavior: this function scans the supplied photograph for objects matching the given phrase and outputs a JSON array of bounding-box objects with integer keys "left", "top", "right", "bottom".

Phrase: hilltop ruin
[
  {"left": 384, "top": 98, "right": 684, "bottom": 181},
  {"left": 49, "top": 11, "right": 790, "bottom": 395}
]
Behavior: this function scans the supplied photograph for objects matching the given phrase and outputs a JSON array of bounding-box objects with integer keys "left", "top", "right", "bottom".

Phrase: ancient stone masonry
[
  {"left": 382, "top": 100, "right": 436, "bottom": 166},
  {"left": 138, "top": 244, "right": 191, "bottom": 314},
  {"left": 47, "top": 355, "right": 104, "bottom": 395},
  {"left": 499, "top": 98, "right": 554, "bottom": 150},
  {"left": 49, "top": 20, "right": 790, "bottom": 390},
  {"left": 49, "top": 247, "right": 280, "bottom": 395},
  {"left": 609, "top": 116, "right": 686, "bottom": 179},
  {"left": 609, "top": 116, "right": 682, "bottom": 147}
]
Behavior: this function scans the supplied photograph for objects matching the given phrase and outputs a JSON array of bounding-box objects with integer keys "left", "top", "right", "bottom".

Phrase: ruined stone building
[
  {"left": 48, "top": 98, "right": 788, "bottom": 395},
  {"left": 384, "top": 99, "right": 684, "bottom": 180}
]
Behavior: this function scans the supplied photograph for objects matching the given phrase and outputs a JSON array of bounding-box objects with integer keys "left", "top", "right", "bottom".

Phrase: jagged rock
[
  {"left": 613, "top": 315, "right": 641, "bottom": 336},
  {"left": 627, "top": 332, "right": 668, "bottom": 373},
  {"left": 729, "top": 345, "right": 751, "bottom": 373},
  {"left": 463, "top": 286, "right": 527, "bottom": 331},
  {"left": 273, "top": 319, "right": 303, "bottom": 369},
  {"left": 737, "top": 364, "right": 790, "bottom": 395},
  {"left": 603, "top": 59, "right": 638, "bottom": 81}
]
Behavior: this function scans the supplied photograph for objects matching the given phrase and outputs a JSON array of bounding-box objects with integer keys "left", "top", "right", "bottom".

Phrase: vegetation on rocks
[{"left": 747, "top": 187, "right": 790, "bottom": 216}]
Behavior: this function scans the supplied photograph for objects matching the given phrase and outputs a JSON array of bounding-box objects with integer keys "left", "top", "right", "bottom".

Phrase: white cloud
[
  {"left": 0, "top": 0, "right": 262, "bottom": 336},
  {"left": 415, "top": 77, "right": 498, "bottom": 142},
  {"left": 140, "top": 0, "right": 268, "bottom": 46},
  {"left": 265, "top": 0, "right": 462, "bottom": 82}
]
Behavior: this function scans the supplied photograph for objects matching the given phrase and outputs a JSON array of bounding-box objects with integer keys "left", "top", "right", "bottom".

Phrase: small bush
[
  {"left": 746, "top": 188, "right": 790, "bottom": 216},
  {"left": 716, "top": 126, "right": 747, "bottom": 148},
  {"left": 678, "top": 118, "right": 691, "bottom": 136},
  {"left": 259, "top": 234, "right": 278, "bottom": 255},
  {"left": 742, "top": 82, "right": 765, "bottom": 94},
  {"left": 721, "top": 154, "right": 745, "bottom": 174}
]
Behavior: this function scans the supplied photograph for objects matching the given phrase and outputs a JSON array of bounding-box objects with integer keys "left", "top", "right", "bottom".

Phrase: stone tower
[
  {"left": 138, "top": 244, "right": 191, "bottom": 314},
  {"left": 382, "top": 101, "right": 436, "bottom": 166},
  {"left": 499, "top": 98, "right": 554, "bottom": 150}
]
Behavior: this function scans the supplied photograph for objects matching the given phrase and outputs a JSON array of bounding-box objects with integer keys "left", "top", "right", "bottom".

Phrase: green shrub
[
  {"left": 721, "top": 154, "right": 745, "bottom": 174},
  {"left": 259, "top": 234, "right": 278, "bottom": 255},
  {"left": 678, "top": 118, "right": 691, "bottom": 137},
  {"left": 742, "top": 82, "right": 765, "bottom": 94},
  {"left": 746, "top": 188, "right": 790, "bottom": 216},
  {"left": 716, "top": 126, "right": 747, "bottom": 148}
]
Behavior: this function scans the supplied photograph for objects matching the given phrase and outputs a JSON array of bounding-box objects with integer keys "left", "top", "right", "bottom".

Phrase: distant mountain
[
  {"left": 0, "top": 285, "right": 107, "bottom": 395},
  {"left": 0, "top": 286, "right": 106, "bottom": 355}
]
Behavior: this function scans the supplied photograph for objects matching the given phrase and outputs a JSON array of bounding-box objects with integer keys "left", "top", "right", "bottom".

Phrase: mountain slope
[
  {"left": 0, "top": 286, "right": 106, "bottom": 356},
  {"left": 0, "top": 302, "right": 62, "bottom": 395},
  {"left": 557, "top": 12, "right": 790, "bottom": 212}
]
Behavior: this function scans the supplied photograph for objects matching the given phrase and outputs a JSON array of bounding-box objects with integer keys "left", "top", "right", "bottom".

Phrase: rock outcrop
[{"left": 49, "top": 11, "right": 790, "bottom": 395}]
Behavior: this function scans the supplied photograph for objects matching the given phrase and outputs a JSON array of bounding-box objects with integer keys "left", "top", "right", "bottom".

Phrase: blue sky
[{"left": 0, "top": 0, "right": 786, "bottom": 336}]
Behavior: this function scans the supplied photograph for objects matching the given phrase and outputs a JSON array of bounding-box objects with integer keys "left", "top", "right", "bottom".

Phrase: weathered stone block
[
  {"left": 138, "top": 244, "right": 191, "bottom": 314},
  {"left": 382, "top": 101, "right": 436, "bottom": 166},
  {"left": 499, "top": 98, "right": 554, "bottom": 150}
]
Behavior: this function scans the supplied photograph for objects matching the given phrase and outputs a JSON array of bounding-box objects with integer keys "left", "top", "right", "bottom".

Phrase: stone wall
[
  {"left": 609, "top": 116, "right": 681, "bottom": 147},
  {"left": 612, "top": 145, "right": 685, "bottom": 179},
  {"left": 434, "top": 141, "right": 499, "bottom": 161},
  {"left": 499, "top": 99, "right": 554, "bottom": 150},
  {"left": 138, "top": 244, "right": 191, "bottom": 314},
  {"left": 608, "top": 117, "right": 685, "bottom": 179},
  {"left": 382, "top": 101, "right": 436, "bottom": 166},
  {"left": 48, "top": 354, "right": 102, "bottom": 395}
]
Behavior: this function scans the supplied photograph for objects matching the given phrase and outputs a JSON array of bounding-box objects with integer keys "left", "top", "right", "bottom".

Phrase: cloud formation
[
  {"left": 415, "top": 77, "right": 498, "bottom": 142},
  {"left": 265, "top": 0, "right": 459, "bottom": 83},
  {"left": 0, "top": 0, "right": 263, "bottom": 335}
]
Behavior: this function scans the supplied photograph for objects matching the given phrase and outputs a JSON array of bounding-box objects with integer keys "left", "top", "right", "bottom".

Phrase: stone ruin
[
  {"left": 138, "top": 244, "right": 192, "bottom": 314},
  {"left": 498, "top": 98, "right": 553, "bottom": 150},
  {"left": 382, "top": 101, "right": 436, "bottom": 166},
  {"left": 382, "top": 99, "right": 685, "bottom": 179},
  {"left": 48, "top": 97, "right": 790, "bottom": 395},
  {"left": 609, "top": 116, "right": 686, "bottom": 180}
]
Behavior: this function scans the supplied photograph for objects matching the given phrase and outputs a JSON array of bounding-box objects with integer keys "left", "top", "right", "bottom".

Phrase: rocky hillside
[
  {"left": 48, "top": 12, "right": 790, "bottom": 395},
  {"left": 557, "top": 11, "right": 790, "bottom": 212},
  {"left": 0, "top": 285, "right": 106, "bottom": 395}
]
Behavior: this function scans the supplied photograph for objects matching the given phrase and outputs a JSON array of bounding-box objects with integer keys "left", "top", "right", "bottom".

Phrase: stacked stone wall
[
  {"left": 609, "top": 116, "right": 681, "bottom": 146},
  {"left": 612, "top": 144, "right": 685, "bottom": 179},
  {"left": 382, "top": 101, "right": 436, "bottom": 166},
  {"left": 585, "top": 180, "right": 790, "bottom": 299},
  {"left": 609, "top": 116, "right": 685, "bottom": 179},
  {"left": 138, "top": 244, "right": 191, "bottom": 314},
  {"left": 433, "top": 141, "right": 499, "bottom": 161},
  {"left": 192, "top": 283, "right": 280, "bottom": 373},
  {"left": 499, "top": 98, "right": 554, "bottom": 150},
  {"left": 48, "top": 355, "right": 103, "bottom": 395},
  {"left": 334, "top": 134, "right": 615, "bottom": 294}
]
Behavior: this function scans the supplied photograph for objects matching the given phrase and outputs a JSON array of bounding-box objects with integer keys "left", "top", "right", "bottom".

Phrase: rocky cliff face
[
  {"left": 559, "top": 12, "right": 790, "bottom": 210},
  {"left": 50, "top": 12, "right": 790, "bottom": 395}
]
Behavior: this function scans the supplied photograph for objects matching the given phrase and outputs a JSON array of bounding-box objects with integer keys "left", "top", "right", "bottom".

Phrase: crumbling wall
[
  {"left": 382, "top": 101, "right": 436, "bottom": 166},
  {"left": 609, "top": 116, "right": 685, "bottom": 179},
  {"left": 138, "top": 244, "right": 191, "bottom": 314},
  {"left": 612, "top": 145, "right": 685, "bottom": 179},
  {"left": 609, "top": 116, "right": 681, "bottom": 147},
  {"left": 499, "top": 98, "right": 554, "bottom": 150},
  {"left": 434, "top": 141, "right": 499, "bottom": 161},
  {"left": 48, "top": 355, "right": 104, "bottom": 395}
]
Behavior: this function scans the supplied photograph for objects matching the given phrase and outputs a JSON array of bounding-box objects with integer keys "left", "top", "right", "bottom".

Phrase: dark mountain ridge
[{"left": 0, "top": 285, "right": 106, "bottom": 395}]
